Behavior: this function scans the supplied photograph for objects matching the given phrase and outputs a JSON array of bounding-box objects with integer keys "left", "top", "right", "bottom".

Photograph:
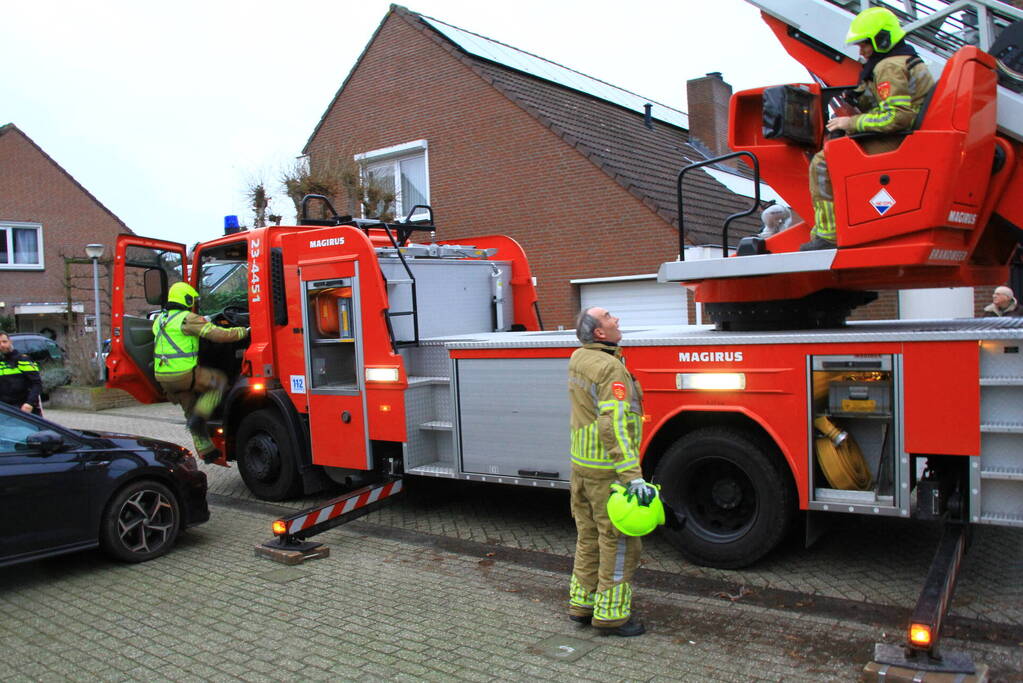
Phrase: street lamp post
[{"left": 85, "top": 244, "right": 105, "bottom": 382}]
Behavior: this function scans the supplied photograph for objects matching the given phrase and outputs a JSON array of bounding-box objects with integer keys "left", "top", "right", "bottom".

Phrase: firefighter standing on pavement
[
  {"left": 802, "top": 7, "right": 935, "bottom": 251},
  {"left": 152, "top": 282, "right": 248, "bottom": 463},
  {"left": 0, "top": 331, "right": 43, "bottom": 415},
  {"left": 566, "top": 307, "right": 654, "bottom": 637}
]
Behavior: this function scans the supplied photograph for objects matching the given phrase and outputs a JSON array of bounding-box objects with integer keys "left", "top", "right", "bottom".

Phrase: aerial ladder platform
[
  {"left": 660, "top": 0, "right": 1023, "bottom": 331},
  {"left": 658, "top": 1, "right": 1022, "bottom": 677}
]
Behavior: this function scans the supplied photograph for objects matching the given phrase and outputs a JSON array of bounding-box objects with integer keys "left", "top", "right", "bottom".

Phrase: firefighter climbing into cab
[
  {"left": 802, "top": 6, "right": 935, "bottom": 251},
  {"left": 152, "top": 282, "right": 249, "bottom": 463}
]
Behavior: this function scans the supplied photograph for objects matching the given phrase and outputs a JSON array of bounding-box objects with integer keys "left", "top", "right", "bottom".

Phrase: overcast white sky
[{"left": 1, "top": 0, "right": 811, "bottom": 249}]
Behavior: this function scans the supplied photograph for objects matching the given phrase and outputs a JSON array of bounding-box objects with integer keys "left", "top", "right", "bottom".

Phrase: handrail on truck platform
[{"left": 676, "top": 151, "right": 761, "bottom": 261}]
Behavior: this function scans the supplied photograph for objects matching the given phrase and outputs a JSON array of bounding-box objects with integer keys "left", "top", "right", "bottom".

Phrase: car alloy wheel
[{"left": 100, "top": 480, "right": 181, "bottom": 563}]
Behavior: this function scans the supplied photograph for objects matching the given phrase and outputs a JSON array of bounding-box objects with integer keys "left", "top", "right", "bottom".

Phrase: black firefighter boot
[{"left": 597, "top": 618, "right": 646, "bottom": 637}]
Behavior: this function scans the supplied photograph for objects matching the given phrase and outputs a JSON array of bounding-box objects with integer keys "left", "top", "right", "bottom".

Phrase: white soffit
[
  {"left": 420, "top": 15, "right": 689, "bottom": 130},
  {"left": 701, "top": 167, "right": 785, "bottom": 205}
]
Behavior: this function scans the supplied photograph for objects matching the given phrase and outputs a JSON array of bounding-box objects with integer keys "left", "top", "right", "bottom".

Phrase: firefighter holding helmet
[
  {"left": 801, "top": 7, "right": 935, "bottom": 251},
  {"left": 152, "top": 282, "right": 248, "bottom": 463},
  {"left": 566, "top": 306, "right": 655, "bottom": 637}
]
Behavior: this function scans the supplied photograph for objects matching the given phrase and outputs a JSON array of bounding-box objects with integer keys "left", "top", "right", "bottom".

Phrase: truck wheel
[
  {"left": 654, "top": 427, "right": 795, "bottom": 569},
  {"left": 99, "top": 479, "right": 180, "bottom": 563},
  {"left": 237, "top": 409, "right": 302, "bottom": 501}
]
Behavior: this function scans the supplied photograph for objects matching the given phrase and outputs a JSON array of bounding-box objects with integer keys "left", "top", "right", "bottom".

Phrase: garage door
[{"left": 577, "top": 277, "right": 688, "bottom": 327}]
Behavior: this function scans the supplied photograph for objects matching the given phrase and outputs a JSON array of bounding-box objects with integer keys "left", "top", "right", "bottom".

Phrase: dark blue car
[{"left": 0, "top": 403, "right": 209, "bottom": 567}]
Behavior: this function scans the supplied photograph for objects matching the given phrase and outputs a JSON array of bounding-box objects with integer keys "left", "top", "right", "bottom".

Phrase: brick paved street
[{"left": 1, "top": 404, "right": 1019, "bottom": 681}]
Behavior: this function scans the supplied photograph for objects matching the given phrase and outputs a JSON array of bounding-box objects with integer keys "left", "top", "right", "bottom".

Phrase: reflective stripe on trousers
[{"left": 568, "top": 468, "right": 641, "bottom": 626}]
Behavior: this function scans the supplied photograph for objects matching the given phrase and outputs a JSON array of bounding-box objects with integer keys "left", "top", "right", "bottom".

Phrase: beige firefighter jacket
[
  {"left": 850, "top": 54, "right": 934, "bottom": 135},
  {"left": 568, "top": 342, "right": 643, "bottom": 483}
]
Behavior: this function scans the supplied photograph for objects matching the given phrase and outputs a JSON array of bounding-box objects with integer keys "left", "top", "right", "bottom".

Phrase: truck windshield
[{"left": 196, "top": 242, "right": 248, "bottom": 316}]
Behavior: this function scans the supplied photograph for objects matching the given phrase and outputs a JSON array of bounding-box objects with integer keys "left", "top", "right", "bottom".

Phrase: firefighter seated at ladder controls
[
  {"left": 802, "top": 7, "right": 935, "bottom": 251},
  {"left": 152, "top": 282, "right": 248, "bottom": 464}
]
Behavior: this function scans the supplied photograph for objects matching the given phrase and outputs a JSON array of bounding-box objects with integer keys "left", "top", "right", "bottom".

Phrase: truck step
[
  {"left": 406, "top": 462, "right": 456, "bottom": 477},
  {"left": 980, "top": 376, "right": 1023, "bottom": 386},
  {"left": 980, "top": 466, "right": 1023, "bottom": 481},
  {"left": 419, "top": 420, "right": 452, "bottom": 431},
  {"left": 980, "top": 422, "right": 1023, "bottom": 434},
  {"left": 979, "top": 512, "right": 1023, "bottom": 527},
  {"left": 407, "top": 376, "right": 450, "bottom": 386}
]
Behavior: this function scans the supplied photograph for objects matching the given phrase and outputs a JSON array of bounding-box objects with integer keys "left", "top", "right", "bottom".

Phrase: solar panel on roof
[{"left": 420, "top": 15, "right": 689, "bottom": 130}]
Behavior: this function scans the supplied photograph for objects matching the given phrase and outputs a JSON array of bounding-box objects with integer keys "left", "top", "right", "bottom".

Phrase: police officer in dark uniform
[{"left": 0, "top": 331, "right": 43, "bottom": 415}]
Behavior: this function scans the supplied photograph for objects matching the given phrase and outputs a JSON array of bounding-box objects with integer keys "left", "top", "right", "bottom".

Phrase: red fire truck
[{"left": 107, "top": 0, "right": 1023, "bottom": 667}]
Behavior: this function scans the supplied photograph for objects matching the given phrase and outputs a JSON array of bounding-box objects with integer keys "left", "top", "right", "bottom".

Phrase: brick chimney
[{"left": 686, "top": 72, "right": 733, "bottom": 159}]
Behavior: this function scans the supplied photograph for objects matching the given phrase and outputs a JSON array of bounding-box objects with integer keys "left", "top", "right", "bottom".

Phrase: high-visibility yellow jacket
[
  {"left": 152, "top": 308, "right": 247, "bottom": 380},
  {"left": 0, "top": 351, "right": 41, "bottom": 409},
  {"left": 568, "top": 342, "right": 643, "bottom": 482}
]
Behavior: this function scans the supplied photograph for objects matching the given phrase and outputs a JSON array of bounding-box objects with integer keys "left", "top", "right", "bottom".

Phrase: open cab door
[{"left": 106, "top": 235, "right": 188, "bottom": 403}]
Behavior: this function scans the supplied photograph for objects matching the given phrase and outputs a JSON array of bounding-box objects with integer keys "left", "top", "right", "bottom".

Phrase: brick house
[
  {"left": 302, "top": 6, "right": 774, "bottom": 329},
  {"left": 0, "top": 123, "right": 131, "bottom": 348},
  {"left": 302, "top": 6, "right": 999, "bottom": 327}
]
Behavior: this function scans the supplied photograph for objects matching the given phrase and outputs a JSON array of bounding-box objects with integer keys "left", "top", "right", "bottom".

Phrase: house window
[
  {"left": 0, "top": 222, "right": 43, "bottom": 269},
  {"left": 355, "top": 140, "right": 429, "bottom": 221}
]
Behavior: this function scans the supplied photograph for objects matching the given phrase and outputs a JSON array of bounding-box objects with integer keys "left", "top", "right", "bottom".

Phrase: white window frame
[
  {"left": 0, "top": 221, "right": 44, "bottom": 270},
  {"left": 354, "top": 140, "right": 430, "bottom": 221}
]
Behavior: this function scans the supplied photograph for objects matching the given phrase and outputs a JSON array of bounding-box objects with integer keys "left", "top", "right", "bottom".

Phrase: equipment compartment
[{"left": 809, "top": 355, "right": 901, "bottom": 514}]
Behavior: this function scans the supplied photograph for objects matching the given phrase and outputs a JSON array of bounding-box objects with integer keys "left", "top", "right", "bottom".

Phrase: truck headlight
[
  {"left": 366, "top": 367, "right": 400, "bottom": 383},
  {"left": 677, "top": 373, "right": 746, "bottom": 391}
]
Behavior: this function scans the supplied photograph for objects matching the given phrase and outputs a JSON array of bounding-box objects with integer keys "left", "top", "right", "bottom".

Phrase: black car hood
[{"left": 72, "top": 430, "right": 193, "bottom": 464}]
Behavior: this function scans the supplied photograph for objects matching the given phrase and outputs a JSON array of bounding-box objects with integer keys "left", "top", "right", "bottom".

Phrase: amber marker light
[
  {"left": 380, "top": 404, "right": 392, "bottom": 412},
  {"left": 216, "top": 427, "right": 224, "bottom": 435},
  {"left": 251, "top": 382, "right": 266, "bottom": 392},
  {"left": 909, "top": 624, "right": 932, "bottom": 648},
  {"left": 272, "top": 520, "right": 288, "bottom": 536}
]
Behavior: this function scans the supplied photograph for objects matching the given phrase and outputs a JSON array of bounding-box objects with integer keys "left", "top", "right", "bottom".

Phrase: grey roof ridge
[
  {"left": 0, "top": 123, "right": 133, "bottom": 235},
  {"left": 396, "top": 7, "right": 696, "bottom": 236}
]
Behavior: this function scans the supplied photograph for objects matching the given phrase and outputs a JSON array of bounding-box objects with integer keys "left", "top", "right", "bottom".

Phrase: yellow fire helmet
[
  {"left": 606, "top": 482, "right": 666, "bottom": 537},
  {"left": 167, "top": 282, "right": 199, "bottom": 308},
  {"left": 846, "top": 7, "right": 906, "bottom": 53}
]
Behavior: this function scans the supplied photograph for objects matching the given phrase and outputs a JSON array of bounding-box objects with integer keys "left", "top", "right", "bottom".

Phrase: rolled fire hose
[{"left": 813, "top": 416, "right": 872, "bottom": 491}]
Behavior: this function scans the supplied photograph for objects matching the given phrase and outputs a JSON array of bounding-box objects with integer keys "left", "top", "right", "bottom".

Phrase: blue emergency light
[{"left": 224, "top": 215, "right": 242, "bottom": 235}]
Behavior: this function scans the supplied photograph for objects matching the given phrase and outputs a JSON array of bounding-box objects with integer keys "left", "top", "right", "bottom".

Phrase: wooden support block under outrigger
[{"left": 255, "top": 477, "right": 404, "bottom": 565}]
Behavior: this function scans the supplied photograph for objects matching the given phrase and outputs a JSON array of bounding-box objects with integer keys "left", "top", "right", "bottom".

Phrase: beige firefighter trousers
[
  {"left": 568, "top": 465, "right": 642, "bottom": 628},
  {"left": 156, "top": 365, "right": 227, "bottom": 456}
]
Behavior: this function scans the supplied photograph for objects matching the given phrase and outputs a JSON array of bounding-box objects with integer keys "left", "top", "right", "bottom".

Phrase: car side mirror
[{"left": 26, "top": 430, "right": 66, "bottom": 455}]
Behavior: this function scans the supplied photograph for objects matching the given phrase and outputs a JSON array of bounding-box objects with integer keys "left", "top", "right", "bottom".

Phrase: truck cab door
[
  {"left": 107, "top": 235, "right": 188, "bottom": 403},
  {"left": 299, "top": 258, "right": 370, "bottom": 471}
]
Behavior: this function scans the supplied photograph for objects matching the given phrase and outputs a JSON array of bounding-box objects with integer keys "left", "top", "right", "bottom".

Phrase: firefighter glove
[{"left": 626, "top": 478, "right": 657, "bottom": 506}]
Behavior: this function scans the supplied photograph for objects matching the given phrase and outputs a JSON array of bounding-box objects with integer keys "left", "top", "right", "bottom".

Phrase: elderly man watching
[{"left": 983, "top": 286, "right": 1023, "bottom": 317}]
